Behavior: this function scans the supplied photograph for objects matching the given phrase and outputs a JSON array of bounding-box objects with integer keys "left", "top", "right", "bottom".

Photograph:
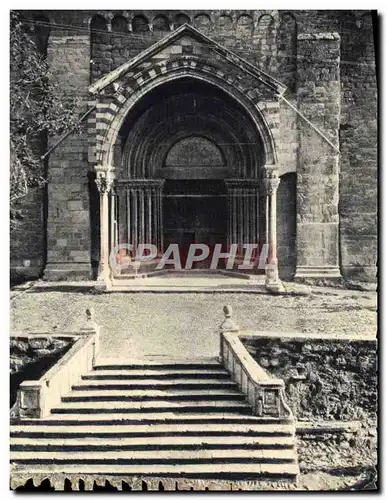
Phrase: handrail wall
[
  {"left": 13, "top": 312, "right": 100, "bottom": 419},
  {"left": 221, "top": 328, "right": 293, "bottom": 420}
]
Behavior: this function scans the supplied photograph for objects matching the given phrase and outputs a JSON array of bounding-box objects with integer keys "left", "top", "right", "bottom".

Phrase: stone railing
[
  {"left": 14, "top": 309, "right": 100, "bottom": 419},
  {"left": 219, "top": 305, "right": 293, "bottom": 420}
]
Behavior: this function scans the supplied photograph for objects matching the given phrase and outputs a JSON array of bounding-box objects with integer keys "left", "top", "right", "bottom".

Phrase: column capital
[
  {"left": 95, "top": 175, "right": 114, "bottom": 194},
  {"left": 262, "top": 166, "right": 280, "bottom": 195},
  {"left": 262, "top": 176, "right": 280, "bottom": 196},
  {"left": 95, "top": 166, "right": 115, "bottom": 194}
]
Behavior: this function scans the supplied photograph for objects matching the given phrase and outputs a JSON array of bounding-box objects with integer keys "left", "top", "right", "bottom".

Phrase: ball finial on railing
[
  {"left": 223, "top": 305, "right": 233, "bottom": 319},
  {"left": 85, "top": 307, "right": 95, "bottom": 322},
  {"left": 81, "top": 307, "right": 98, "bottom": 334}
]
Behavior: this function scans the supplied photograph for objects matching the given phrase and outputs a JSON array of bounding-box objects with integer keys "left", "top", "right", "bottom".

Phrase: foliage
[{"left": 10, "top": 11, "right": 79, "bottom": 229}]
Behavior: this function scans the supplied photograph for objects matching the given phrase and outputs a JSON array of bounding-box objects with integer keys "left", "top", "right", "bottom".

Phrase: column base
[
  {"left": 95, "top": 266, "right": 113, "bottom": 292},
  {"left": 43, "top": 263, "right": 92, "bottom": 281},
  {"left": 294, "top": 266, "right": 342, "bottom": 281},
  {"left": 265, "top": 264, "right": 285, "bottom": 294},
  {"left": 94, "top": 281, "right": 108, "bottom": 293}
]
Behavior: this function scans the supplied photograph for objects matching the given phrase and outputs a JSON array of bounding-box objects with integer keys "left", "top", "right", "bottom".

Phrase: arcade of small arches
[
  {"left": 92, "top": 73, "right": 286, "bottom": 291},
  {"left": 89, "top": 12, "right": 275, "bottom": 35}
]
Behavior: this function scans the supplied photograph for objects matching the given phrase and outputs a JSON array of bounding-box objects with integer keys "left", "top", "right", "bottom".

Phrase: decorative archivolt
[{"left": 90, "top": 57, "right": 279, "bottom": 171}]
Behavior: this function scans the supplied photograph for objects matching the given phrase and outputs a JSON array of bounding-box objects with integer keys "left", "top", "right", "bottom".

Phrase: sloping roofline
[{"left": 89, "top": 23, "right": 287, "bottom": 95}]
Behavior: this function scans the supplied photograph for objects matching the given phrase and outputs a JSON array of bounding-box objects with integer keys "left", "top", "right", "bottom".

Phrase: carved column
[
  {"left": 147, "top": 186, "right": 152, "bottom": 245},
  {"left": 139, "top": 188, "right": 145, "bottom": 246},
  {"left": 110, "top": 187, "right": 117, "bottom": 250},
  {"left": 132, "top": 187, "right": 138, "bottom": 250},
  {"left": 116, "top": 179, "right": 164, "bottom": 258},
  {"left": 231, "top": 187, "right": 237, "bottom": 247},
  {"left": 152, "top": 185, "right": 158, "bottom": 250},
  {"left": 158, "top": 186, "right": 163, "bottom": 252},
  {"left": 95, "top": 167, "right": 114, "bottom": 289},
  {"left": 263, "top": 169, "right": 284, "bottom": 292}
]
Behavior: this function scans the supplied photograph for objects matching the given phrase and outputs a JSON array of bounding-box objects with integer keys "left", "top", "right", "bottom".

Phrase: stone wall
[
  {"left": 339, "top": 12, "right": 378, "bottom": 281},
  {"left": 43, "top": 32, "right": 92, "bottom": 280},
  {"left": 242, "top": 336, "right": 377, "bottom": 423},
  {"left": 87, "top": 10, "right": 282, "bottom": 82},
  {"left": 10, "top": 187, "right": 45, "bottom": 280}
]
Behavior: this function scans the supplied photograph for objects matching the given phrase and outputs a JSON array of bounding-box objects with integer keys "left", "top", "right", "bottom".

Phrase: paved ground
[{"left": 10, "top": 279, "right": 377, "bottom": 359}]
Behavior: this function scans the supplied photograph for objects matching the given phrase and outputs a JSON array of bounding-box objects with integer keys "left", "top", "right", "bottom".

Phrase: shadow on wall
[
  {"left": 88, "top": 171, "right": 100, "bottom": 280},
  {"left": 277, "top": 172, "right": 296, "bottom": 280}
]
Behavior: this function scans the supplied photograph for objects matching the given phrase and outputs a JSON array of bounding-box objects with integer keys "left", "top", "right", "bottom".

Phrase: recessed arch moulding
[
  {"left": 116, "top": 78, "right": 266, "bottom": 181},
  {"left": 93, "top": 69, "right": 279, "bottom": 178}
]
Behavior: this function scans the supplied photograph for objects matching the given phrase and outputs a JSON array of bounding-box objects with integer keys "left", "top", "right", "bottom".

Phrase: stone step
[
  {"left": 62, "top": 389, "right": 245, "bottom": 402},
  {"left": 18, "top": 413, "right": 291, "bottom": 425},
  {"left": 9, "top": 462, "right": 299, "bottom": 480},
  {"left": 10, "top": 449, "right": 296, "bottom": 464},
  {"left": 108, "top": 284, "right": 268, "bottom": 294},
  {"left": 11, "top": 423, "right": 295, "bottom": 438},
  {"left": 93, "top": 360, "right": 223, "bottom": 371},
  {"left": 82, "top": 369, "right": 229, "bottom": 380},
  {"left": 11, "top": 435, "right": 295, "bottom": 451},
  {"left": 51, "top": 400, "right": 252, "bottom": 414},
  {"left": 73, "top": 379, "right": 238, "bottom": 390}
]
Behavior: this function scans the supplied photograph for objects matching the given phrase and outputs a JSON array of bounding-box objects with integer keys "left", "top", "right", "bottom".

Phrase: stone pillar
[
  {"left": 147, "top": 186, "right": 152, "bottom": 245},
  {"left": 263, "top": 169, "right": 284, "bottom": 293},
  {"left": 132, "top": 188, "right": 138, "bottom": 250},
  {"left": 157, "top": 184, "right": 164, "bottom": 253},
  {"left": 139, "top": 188, "right": 145, "bottom": 245},
  {"left": 295, "top": 32, "right": 341, "bottom": 281},
  {"left": 95, "top": 167, "right": 114, "bottom": 289},
  {"left": 43, "top": 32, "right": 92, "bottom": 281},
  {"left": 152, "top": 186, "right": 158, "bottom": 250},
  {"left": 232, "top": 188, "right": 237, "bottom": 247},
  {"left": 110, "top": 188, "right": 117, "bottom": 250}
]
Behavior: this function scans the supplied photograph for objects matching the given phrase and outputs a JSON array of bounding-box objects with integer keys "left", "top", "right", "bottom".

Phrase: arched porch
[{"left": 89, "top": 25, "right": 285, "bottom": 291}]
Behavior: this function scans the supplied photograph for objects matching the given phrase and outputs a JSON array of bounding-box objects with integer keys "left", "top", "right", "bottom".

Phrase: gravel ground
[{"left": 10, "top": 281, "right": 377, "bottom": 359}]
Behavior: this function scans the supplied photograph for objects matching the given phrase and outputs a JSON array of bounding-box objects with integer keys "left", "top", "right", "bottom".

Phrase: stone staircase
[{"left": 10, "top": 358, "right": 299, "bottom": 489}]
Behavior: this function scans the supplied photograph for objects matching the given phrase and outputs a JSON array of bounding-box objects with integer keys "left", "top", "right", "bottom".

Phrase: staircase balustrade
[
  {"left": 15, "top": 310, "right": 99, "bottom": 419},
  {"left": 219, "top": 305, "right": 293, "bottom": 420}
]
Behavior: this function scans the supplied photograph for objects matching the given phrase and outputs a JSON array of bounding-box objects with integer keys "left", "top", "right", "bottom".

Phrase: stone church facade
[{"left": 11, "top": 10, "right": 378, "bottom": 285}]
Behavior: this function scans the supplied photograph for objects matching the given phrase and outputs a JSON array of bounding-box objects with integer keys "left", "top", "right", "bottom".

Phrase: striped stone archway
[{"left": 92, "top": 61, "right": 279, "bottom": 168}]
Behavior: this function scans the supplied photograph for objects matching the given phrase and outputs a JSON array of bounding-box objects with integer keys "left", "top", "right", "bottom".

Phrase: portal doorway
[
  {"left": 163, "top": 180, "right": 227, "bottom": 268},
  {"left": 108, "top": 76, "right": 269, "bottom": 277}
]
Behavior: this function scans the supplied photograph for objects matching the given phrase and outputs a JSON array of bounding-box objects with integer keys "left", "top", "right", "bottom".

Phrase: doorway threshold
[{"left": 109, "top": 270, "right": 267, "bottom": 293}]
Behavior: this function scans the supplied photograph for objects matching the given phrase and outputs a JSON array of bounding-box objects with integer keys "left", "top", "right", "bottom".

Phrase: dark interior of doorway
[{"left": 163, "top": 180, "right": 227, "bottom": 269}]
